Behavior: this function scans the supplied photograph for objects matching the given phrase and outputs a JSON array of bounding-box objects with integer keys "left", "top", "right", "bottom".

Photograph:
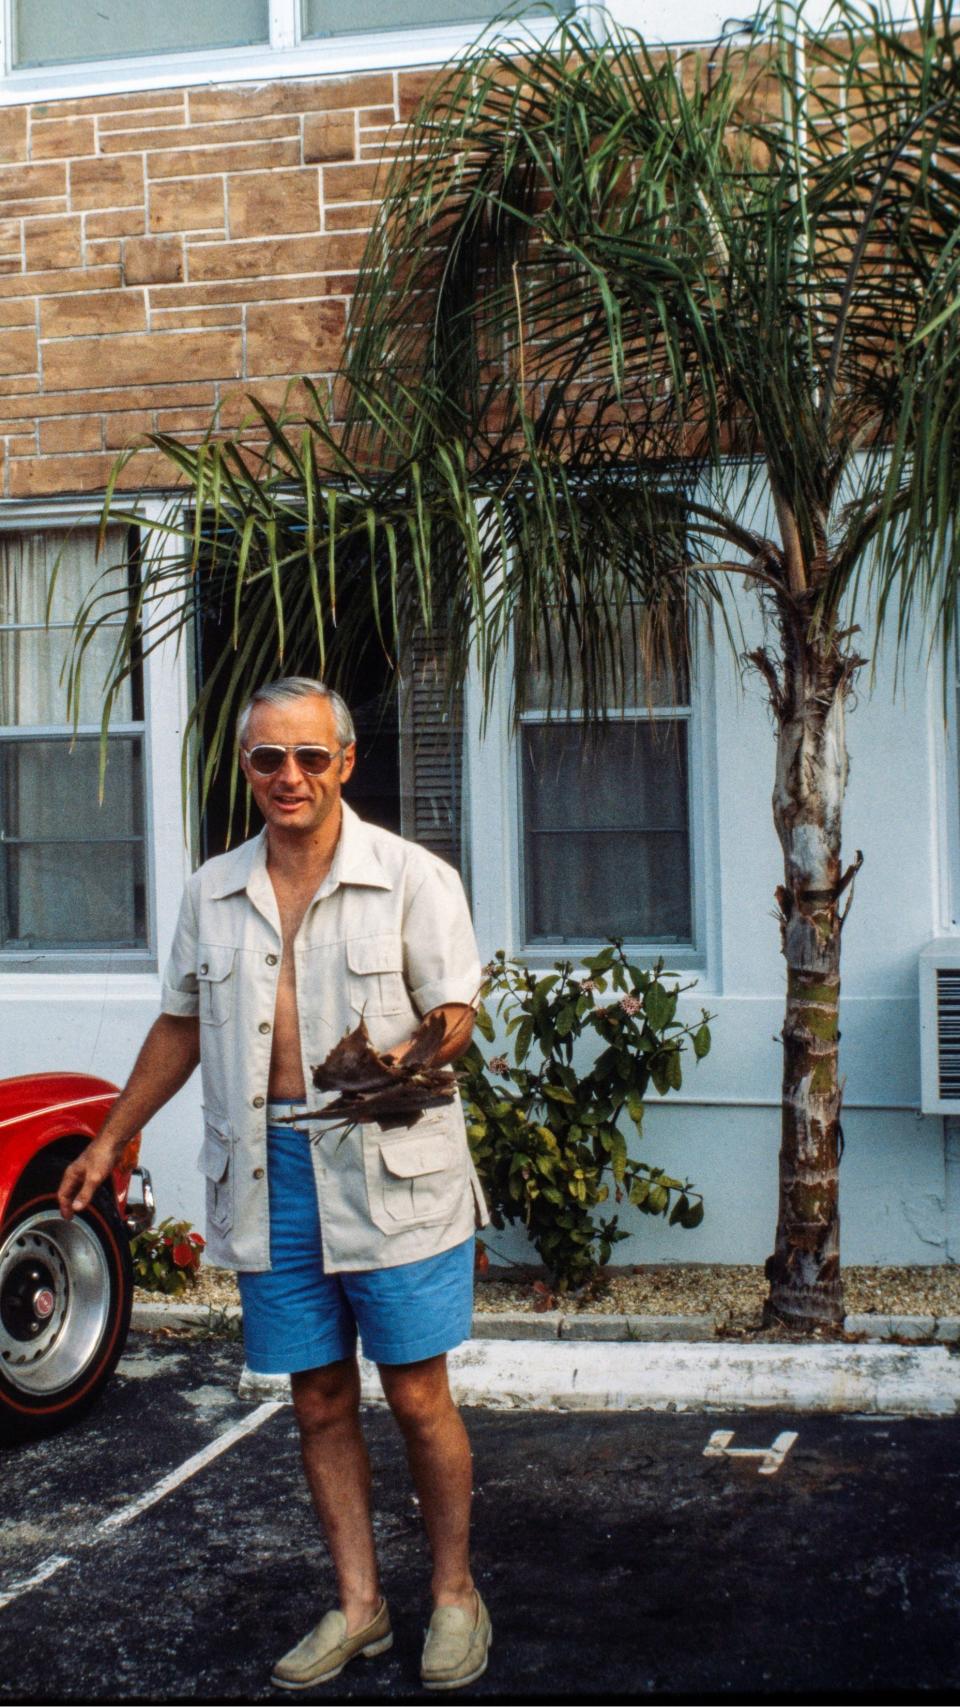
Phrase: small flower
[
  {"left": 488, "top": 1055, "right": 510, "bottom": 1078},
  {"left": 580, "top": 978, "right": 599, "bottom": 993},
  {"left": 620, "top": 994, "right": 642, "bottom": 1015},
  {"left": 188, "top": 1232, "right": 206, "bottom": 1248},
  {"left": 172, "top": 1242, "right": 195, "bottom": 1268}
]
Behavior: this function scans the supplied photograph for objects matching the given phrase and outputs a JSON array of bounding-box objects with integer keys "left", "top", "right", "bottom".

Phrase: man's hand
[
  {"left": 56, "top": 1012, "right": 201, "bottom": 1222},
  {"left": 57, "top": 1136, "right": 124, "bottom": 1221},
  {"left": 384, "top": 1003, "right": 476, "bottom": 1068}
]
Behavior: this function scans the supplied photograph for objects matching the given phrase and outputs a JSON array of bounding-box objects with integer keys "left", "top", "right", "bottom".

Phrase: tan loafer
[
  {"left": 271, "top": 1597, "right": 392, "bottom": 1690},
  {"left": 421, "top": 1591, "right": 492, "bottom": 1691}
]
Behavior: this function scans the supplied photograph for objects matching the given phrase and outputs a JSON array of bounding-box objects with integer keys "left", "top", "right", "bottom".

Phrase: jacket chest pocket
[
  {"left": 197, "top": 945, "right": 236, "bottom": 1027},
  {"left": 365, "top": 1114, "right": 466, "bottom": 1234},
  {"left": 347, "top": 934, "right": 406, "bottom": 1017}
]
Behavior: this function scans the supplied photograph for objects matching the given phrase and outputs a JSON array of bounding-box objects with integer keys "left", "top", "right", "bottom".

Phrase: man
[{"left": 58, "top": 675, "right": 492, "bottom": 1693}]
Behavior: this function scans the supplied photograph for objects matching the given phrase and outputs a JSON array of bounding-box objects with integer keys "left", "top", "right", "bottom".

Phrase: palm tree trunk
[{"left": 763, "top": 631, "right": 855, "bottom": 1330}]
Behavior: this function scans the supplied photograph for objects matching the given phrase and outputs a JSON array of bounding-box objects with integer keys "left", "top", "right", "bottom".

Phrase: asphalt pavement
[{"left": 1, "top": 1329, "right": 959, "bottom": 1705}]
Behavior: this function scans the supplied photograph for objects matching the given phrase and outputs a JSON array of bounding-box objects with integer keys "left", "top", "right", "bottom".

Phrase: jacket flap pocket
[
  {"left": 380, "top": 1135, "right": 448, "bottom": 1179},
  {"left": 347, "top": 934, "right": 403, "bottom": 975},
  {"left": 199, "top": 1128, "right": 231, "bottom": 1181},
  {"left": 197, "top": 945, "right": 235, "bottom": 982}
]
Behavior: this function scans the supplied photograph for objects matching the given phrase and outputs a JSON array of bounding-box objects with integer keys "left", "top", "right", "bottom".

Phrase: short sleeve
[
  {"left": 160, "top": 877, "right": 201, "bottom": 1018},
  {"left": 402, "top": 859, "right": 483, "bottom": 1017}
]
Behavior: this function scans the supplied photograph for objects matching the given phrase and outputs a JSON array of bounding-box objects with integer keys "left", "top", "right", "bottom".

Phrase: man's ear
[{"left": 339, "top": 742, "right": 357, "bottom": 785}]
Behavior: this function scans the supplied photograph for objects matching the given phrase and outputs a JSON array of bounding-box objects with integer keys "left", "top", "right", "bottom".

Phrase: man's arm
[{"left": 57, "top": 1013, "right": 201, "bottom": 1220}]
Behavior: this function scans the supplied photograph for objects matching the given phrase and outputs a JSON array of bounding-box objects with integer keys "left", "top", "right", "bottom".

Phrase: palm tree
[{"left": 76, "top": 0, "right": 960, "bottom": 1329}]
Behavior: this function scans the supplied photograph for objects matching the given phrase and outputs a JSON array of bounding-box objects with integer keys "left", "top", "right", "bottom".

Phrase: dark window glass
[{"left": 521, "top": 719, "right": 691, "bottom": 944}]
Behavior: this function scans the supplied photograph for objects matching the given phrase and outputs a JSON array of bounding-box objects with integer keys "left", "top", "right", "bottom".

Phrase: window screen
[
  {"left": 12, "top": 1, "right": 269, "bottom": 68},
  {"left": 302, "top": 0, "right": 571, "bottom": 37}
]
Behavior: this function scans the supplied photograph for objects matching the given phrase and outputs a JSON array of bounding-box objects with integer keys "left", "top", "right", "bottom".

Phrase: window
[
  {"left": 11, "top": 2, "right": 269, "bottom": 68},
  {"left": 3, "top": 0, "right": 571, "bottom": 80},
  {"left": 0, "top": 526, "right": 149, "bottom": 962},
  {"left": 465, "top": 602, "right": 713, "bottom": 966},
  {"left": 518, "top": 635, "right": 692, "bottom": 947}
]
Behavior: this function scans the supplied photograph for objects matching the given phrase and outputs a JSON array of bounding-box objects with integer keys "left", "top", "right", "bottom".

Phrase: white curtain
[{"left": 0, "top": 527, "right": 131, "bottom": 727}]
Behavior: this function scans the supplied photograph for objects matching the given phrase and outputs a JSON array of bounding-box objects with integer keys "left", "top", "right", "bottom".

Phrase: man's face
[{"left": 239, "top": 693, "right": 356, "bottom": 839}]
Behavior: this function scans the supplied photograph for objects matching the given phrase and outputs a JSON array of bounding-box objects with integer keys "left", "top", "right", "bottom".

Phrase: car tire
[{"left": 0, "top": 1171, "right": 133, "bottom": 1445}]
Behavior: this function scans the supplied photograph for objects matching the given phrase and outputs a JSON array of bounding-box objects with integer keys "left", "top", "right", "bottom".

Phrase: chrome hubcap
[{"left": 0, "top": 1211, "right": 110, "bottom": 1395}]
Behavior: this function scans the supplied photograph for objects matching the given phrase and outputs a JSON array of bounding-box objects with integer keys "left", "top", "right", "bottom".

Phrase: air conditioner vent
[
  {"left": 919, "top": 942, "right": 960, "bottom": 1113},
  {"left": 936, "top": 970, "right": 960, "bottom": 1101}
]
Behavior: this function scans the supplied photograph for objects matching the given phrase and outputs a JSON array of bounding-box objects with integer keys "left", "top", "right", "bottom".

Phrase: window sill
[
  {"left": 516, "top": 943, "right": 706, "bottom": 972},
  {"left": 0, "top": 16, "right": 564, "bottom": 108},
  {"left": 0, "top": 961, "right": 158, "bottom": 985}
]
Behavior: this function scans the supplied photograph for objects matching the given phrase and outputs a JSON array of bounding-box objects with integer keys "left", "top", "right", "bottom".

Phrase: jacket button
[
  {"left": 258, "top": 1021, "right": 271, "bottom": 1034},
  {"left": 266, "top": 953, "right": 278, "bottom": 966},
  {"left": 252, "top": 1167, "right": 265, "bottom": 1180},
  {"left": 199, "top": 962, "right": 208, "bottom": 975},
  {"left": 252, "top": 1095, "right": 265, "bottom": 1108}
]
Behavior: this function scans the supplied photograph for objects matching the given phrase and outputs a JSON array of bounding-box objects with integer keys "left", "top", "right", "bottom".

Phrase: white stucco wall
[{"left": 467, "top": 572, "right": 958, "bottom": 1269}]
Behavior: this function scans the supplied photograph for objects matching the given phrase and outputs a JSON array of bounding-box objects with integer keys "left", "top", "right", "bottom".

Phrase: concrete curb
[
  {"left": 234, "top": 1339, "right": 960, "bottom": 1416},
  {"left": 130, "top": 1302, "right": 960, "bottom": 1414}
]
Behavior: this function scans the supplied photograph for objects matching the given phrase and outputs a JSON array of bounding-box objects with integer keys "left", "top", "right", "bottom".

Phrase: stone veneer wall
[{"left": 0, "top": 69, "right": 436, "bottom": 499}]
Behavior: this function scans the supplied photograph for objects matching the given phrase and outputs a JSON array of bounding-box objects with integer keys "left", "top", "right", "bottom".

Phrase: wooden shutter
[{"left": 398, "top": 626, "right": 464, "bottom": 874}]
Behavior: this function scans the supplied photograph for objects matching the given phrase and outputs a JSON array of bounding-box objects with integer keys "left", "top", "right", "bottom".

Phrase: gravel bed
[{"left": 136, "top": 1260, "right": 960, "bottom": 1329}]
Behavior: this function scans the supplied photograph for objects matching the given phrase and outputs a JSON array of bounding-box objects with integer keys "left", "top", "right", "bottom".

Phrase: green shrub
[
  {"left": 459, "top": 943, "right": 711, "bottom": 1292},
  {"left": 130, "top": 1217, "right": 205, "bottom": 1295}
]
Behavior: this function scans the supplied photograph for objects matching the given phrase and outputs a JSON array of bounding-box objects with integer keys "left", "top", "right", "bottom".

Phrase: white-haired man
[{"left": 59, "top": 676, "right": 492, "bottom": 1693}]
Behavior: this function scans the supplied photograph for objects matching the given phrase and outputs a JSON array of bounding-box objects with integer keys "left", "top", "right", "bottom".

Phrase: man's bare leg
[
  {"left": 378, "top": 1354, "right": 476, "bottom": 1612},
  {"left": 291, "top": 1358, "right": 383, "bottom": 1633}
]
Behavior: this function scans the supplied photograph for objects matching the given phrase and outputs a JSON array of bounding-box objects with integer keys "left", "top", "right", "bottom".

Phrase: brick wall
[{"left": 0, "top": 69, "right": 435, "bottom": 500}]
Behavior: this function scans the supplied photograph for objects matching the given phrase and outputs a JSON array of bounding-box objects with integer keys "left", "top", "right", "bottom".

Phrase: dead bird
[{"left": 299, "top": 1010, "right": 458, "bottom": 1129}]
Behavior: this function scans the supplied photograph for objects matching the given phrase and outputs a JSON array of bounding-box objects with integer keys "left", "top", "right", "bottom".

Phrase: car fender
[{"left": 0, "top": 1072, "right": 139, "bottom": 1226}]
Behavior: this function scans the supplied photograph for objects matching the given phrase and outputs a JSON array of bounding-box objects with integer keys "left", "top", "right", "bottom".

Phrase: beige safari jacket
[{"left": 160, "top": 802, "right": 488, "bottom": 1272}]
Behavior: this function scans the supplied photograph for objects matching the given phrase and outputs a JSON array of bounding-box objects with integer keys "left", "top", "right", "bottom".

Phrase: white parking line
[
  {"left": 0, "top": 1554, "right": 73, "bottom": 1612},
  {"left": 0, "top": 1401, "right": 282, "bottom": 1613}
]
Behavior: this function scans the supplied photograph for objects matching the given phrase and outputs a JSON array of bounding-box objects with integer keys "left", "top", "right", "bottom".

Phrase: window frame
[
  {"left": 465, "top": 621, "right": 720, "bottom": 978},
  {"left": 0, "top": 0, "right": 578, "bottom": 105},
  {"left": 0, "top": 499, "right": 158, "bottom": 974}
]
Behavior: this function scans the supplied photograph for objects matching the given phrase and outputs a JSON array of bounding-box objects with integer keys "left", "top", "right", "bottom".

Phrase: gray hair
[{"left": 236, "top": 677, "right": 356, "bottom": 749}]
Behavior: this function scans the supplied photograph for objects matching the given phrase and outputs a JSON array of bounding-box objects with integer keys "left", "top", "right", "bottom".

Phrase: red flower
[
  {"left": 188, "top": 1232, "right": 206, "bottom": 1248},
  {"left": 172, "top": 1242, "right": 196, "bottom": 1268}
]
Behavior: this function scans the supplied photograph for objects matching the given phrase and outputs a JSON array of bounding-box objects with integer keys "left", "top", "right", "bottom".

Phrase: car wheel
[{"left": 0, "top": 1176, "right": 132, "bottom": 1444}]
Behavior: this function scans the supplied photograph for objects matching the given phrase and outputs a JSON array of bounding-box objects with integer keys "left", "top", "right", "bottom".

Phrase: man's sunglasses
[{"left": 242, "top": 743, "right": 347, "bottom": 777}]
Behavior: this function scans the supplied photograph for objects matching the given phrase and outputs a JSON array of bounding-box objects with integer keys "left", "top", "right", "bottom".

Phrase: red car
[{"left": 0, "top": 1072, "right": 153, "bottom": 1443}]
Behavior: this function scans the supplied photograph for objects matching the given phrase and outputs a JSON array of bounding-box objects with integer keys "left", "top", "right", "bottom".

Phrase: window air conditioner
[{"left": 919, "top": 939, "right": 960, "bottom": 1114}]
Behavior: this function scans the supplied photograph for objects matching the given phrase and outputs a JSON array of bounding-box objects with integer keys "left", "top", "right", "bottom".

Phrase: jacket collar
[{"left": 206, "top": 802, "right": 392, "bottom": 902}]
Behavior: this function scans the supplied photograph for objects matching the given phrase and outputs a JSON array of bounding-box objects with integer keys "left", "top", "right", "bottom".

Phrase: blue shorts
[{"left": 237, "top": 1113, "right": 475, "bottom": 1375}]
